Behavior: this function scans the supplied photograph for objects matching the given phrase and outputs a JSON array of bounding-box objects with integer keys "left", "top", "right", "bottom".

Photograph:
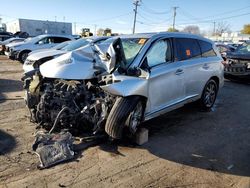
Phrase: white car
[
  {"left": 23, "top": 36, "right": 109, "bottom": 72},
  {"left": 0, "top": 37, "right": 25, "bottom": 54},
  {"left": 5, "top": 34, "right": 75, "bottom": 63}
]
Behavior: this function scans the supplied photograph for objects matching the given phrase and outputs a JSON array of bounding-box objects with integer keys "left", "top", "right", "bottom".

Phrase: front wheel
[
  {"left": 200, "top": 79, "right": 218, "bottom": 111},
  {"left": 19, "top": 51, "right": 29, "bottom": 63},
  {"left": 105, "top": 96, "right": 144, "bottom": 139}
]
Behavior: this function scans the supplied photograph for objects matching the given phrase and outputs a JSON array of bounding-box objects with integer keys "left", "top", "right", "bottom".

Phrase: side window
[
  {"left": 198, "top": 40, "right": 217, "bottom": 57},
  {"left": 53, "top": 37, "right": 70, "bottom": 43},
  {"left": 37, "top": 37, "right": 50, "bottom": 44},
  {"left": 175, "top": 38, "right": 201, "bottom": 61},
  {"left": 146, "top": 39, "right": 171, "bottom": 67}
]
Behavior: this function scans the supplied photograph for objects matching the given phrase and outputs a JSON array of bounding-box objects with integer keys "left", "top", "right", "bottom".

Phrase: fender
[{"left": 101, "top": 75, "right": 148, "bottom": 98}]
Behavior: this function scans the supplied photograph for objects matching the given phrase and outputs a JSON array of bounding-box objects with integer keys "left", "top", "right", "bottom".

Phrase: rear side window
[
  {"left": 198, "top": 40, "right": 216, "bottom": 57},
  {"left": 175, "top": 38, "right": 201, "bottom": 61}
]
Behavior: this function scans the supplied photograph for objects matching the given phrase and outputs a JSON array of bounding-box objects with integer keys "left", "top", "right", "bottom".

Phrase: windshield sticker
[
  {"left": 186, "top": 49, "right": 191, "bottom": 56},
  {"left": 138, "top": 38, "right": 146, "bottom": 45}
]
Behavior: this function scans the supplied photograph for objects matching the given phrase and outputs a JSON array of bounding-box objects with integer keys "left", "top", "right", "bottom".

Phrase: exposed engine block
[{"left": 35, "top": 79, "right": 113, "bottom": 134}]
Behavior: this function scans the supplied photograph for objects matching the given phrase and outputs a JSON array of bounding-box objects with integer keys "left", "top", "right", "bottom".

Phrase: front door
[{"left": 145, "top": 38, "right": 185, "bottom": 116}]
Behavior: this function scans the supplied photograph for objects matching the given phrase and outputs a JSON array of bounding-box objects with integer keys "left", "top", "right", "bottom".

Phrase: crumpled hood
[
  {"left": 40, "top": 41, "right": 117, "bottom": 80},
  {"left": 27, "top": 49, "right": 64, "bottom": 61},
  {"left": 227, "top": 52, "right": 250, "bottom": 60}
]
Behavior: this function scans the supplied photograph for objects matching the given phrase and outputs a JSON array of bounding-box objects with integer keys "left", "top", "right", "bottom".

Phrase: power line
[
  {"left": 177, "top": 5, "right": 250, "bottom": 24},
  {"left": 137, "top": 12, "right": 171, "bottom": 24},
  {"left": 140, "top": 2, "right": 171, "bottom": 15},
  {"left": 200, "top": 5, "right": 250, "bottom": 20},
  {"left": 177, "top": 12, "right": 250, "bottom": 25}
]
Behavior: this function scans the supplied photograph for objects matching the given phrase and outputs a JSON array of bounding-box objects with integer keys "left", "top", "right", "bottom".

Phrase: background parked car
[
  {"left": 224, "top": 41, "right": 250, "bottom": 81},
  {"left": 27, "top": 40, "right": 71, "bottom": 56},
  {"left": 23, "top": 36, "right": 109, "bottom": 72},
  {"left": 0, "top": 31, "right": 14, "bottom": 41},
  {"left": 0, "top": 37, "right": 25, "bottom": 55},
  {"left": 5, "top": 34, "right": 75, "bottom": 63}
]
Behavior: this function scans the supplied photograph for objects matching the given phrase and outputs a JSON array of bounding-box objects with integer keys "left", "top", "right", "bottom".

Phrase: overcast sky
[{"left": 0, "top": 0, "right": 249, "bottom": 34}]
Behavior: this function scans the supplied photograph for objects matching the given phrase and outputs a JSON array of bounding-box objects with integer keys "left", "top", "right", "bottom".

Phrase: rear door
[{"left": 174, "top": 38, "right": 217, "bottom": 98}]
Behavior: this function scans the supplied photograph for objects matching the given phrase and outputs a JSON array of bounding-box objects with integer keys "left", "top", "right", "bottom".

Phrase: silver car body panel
[{"left": 101, "top": 73, "right": 148, "bottom": 98}]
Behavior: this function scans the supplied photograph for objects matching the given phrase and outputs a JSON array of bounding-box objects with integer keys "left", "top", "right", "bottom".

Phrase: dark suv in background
[{"left": 224, "top": 41, "right": 250, "bottom": 81}]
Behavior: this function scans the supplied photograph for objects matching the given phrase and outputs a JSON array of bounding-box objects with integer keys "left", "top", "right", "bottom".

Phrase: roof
[
  {"left": 119, "top": 32, "right": 212, "bottom": 43},
  {"left": 36, "top": 34, "right": 75, "bottom": 39}
]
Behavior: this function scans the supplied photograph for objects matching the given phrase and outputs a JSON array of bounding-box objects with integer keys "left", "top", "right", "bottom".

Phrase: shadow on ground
[
  {"left": 0, "top": 78, "right": 23, "bottom": 103},
  {"left": 98, "top": 81, "right": 250, "bottom": 177},
  {"left": 0, "top": 129, "right": 16, "bottom": 155}
]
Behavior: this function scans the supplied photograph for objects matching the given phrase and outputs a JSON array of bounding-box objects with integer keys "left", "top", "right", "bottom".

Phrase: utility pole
[
  {"left": 74, "top": 22, "right": 76, "bottom": 34},
  {"left": 172, "top": 6, "right": 178, "bottom": 31},
  {"left": 94, "top": 24, "right": 97, "bottom": 36},
  {"left": 132, "top": 0, "right": 140, "bottom": 34},
  {"left": 213, "top": 21, "right": 216, "bottom": 35}
]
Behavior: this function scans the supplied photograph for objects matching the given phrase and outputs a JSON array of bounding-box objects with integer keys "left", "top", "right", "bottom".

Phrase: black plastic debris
[{"left": 32, "top": 131, "right": 74, "bottom": 169}]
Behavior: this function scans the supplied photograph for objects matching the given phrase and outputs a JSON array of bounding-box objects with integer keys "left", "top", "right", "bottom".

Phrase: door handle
[
  {"left": 203, "top": 64, "right": 210, "bottom": 70},
  {"left": 175, "top": 68, "right": 184, "bottom": 75}
]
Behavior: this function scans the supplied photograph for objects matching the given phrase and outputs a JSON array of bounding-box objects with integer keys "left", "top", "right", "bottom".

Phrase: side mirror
[
  {"left": 141, "top": 57, "right": 151, "bottom": 73},
  {"left": 127, "top": 67, "right": 149, "bottom": 78}
]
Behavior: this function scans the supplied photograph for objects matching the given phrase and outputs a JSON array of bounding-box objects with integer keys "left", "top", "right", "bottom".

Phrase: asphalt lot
[{"left": 0, "top": 55, "right": 250, "bottom": 188}]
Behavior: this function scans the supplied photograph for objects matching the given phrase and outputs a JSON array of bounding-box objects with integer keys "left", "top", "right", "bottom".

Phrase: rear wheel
[
  {"left": 200, "top": 79, "right": 218, "bottom": 110},
  {"left": 105, "top": 96, "right": 144, "bottom": 139}
]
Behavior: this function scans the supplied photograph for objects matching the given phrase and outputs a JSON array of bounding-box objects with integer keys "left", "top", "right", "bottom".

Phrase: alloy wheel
[
  {"left": 129, "top": 101, "right": 143, "bottom": 134},
  {"left": 203, "top": 81, "right": 217, "bottom": 108}
]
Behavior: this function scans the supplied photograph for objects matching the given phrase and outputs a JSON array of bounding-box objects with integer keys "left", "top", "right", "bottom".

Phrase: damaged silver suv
[{"left": 23, "top": 32, "right": 224, "bottom": 139}]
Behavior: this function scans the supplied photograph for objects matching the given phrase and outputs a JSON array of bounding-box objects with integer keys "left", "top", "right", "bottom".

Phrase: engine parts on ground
[{"left": 32, "top": 131, "right": 74, "bottom": 169}]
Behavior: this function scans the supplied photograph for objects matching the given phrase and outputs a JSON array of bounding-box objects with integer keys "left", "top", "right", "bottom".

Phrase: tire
[
  {"left": 200, "top": 79, "right": 218, "bottom": 111},
  {"left": 19, "top": 51, "right": 29, "bottom": 63},
  {"left": 105, "top": 96, "right": 143, "bottom": 139}
]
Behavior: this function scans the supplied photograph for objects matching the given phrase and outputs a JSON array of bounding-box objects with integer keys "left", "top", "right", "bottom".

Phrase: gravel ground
[{"left": 0, "top": 55, "right": 250, "bottom": 188}]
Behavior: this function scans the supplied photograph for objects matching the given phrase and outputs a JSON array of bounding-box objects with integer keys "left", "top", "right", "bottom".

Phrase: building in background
[
  {"left": 6, "top": 19, "right": 72, "bottom": 36},
  {"left": 208, "top": 32, "right": 250, "bottom": 44}
]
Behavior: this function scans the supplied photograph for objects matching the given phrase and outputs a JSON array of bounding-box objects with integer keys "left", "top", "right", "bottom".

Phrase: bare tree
[
  {"left": 182, "top": 25, "right": 200, "bottom": 35},
  {"left": 216, "top": 21, "right": 230, "bottom": 36}
]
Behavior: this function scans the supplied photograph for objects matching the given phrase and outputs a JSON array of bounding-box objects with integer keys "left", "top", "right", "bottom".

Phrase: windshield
[
  {"left": 121, "top": 38, "right": 147, "bottom": 66},
  {"left": 61, "top": 38, "right": 91, "bottom": 51},
  {"left": 24, "top": 35, "right": 43, "bottom": 43},
  {"left": 98, "top": 37, "right": 147, "bottom": 67},
  {"left": 236, "top": 43, "right": 250, "bottom": 54}
]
